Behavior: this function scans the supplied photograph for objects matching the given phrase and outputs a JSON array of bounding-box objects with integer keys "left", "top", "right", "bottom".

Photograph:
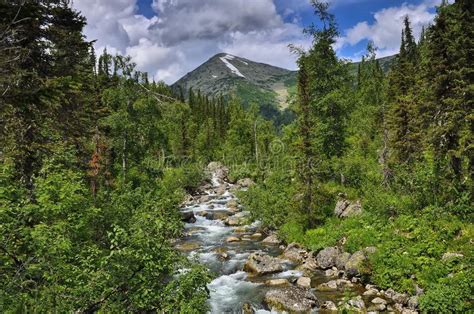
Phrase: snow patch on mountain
[{"left": 219, "top": 54, "right": 245, "bottom": 78}]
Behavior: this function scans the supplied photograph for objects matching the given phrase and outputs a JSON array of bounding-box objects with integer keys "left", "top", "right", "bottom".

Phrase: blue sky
[{"left": 73, "top": 0, "right": 441, "bottom": 83}]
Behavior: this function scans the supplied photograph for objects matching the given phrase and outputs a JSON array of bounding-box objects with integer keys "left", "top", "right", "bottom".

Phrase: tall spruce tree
[{"left": 293, "top": 0, "right": 351, "bottom": 223}]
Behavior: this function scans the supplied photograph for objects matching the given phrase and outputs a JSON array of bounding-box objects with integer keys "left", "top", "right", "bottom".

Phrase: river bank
[{"left": 177, "top": 163, "right": 421, "bottom": 313}]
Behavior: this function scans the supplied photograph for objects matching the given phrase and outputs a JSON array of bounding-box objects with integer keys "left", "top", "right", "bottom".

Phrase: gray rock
[
  {"left": 340, "top": 201, "right": 362, "bottom": 218},
  {"left": 299, "top": 254, "right": 319, "bottom": 272},
  {"left": 364, "top": 246, "right": 377, "bottom": 255},
  {"left": 206, "top": 161, "right": 229, "bottom": 184},
  {"left": 242, "top": 302, "right": 254, "bottom": 314},
  {"left": 200, "top": 195, "right": 210, "bottom": 203},
  {"left": 321, "top": 301, "right": 337, "bottom": 311},
  {"left": 226, "top": 236, "right": 241, "bottom": 243},
  {"left": 317, "top": 280, "right": 337, "bottom": 291},
  {"left": 226, "top": 199, "right": 239, "bottom": 209},
  {"left": 265, "top": 279, "right": 290, "bottom": 286},
  {"left": 385, "top": 289, "right": 409, "bottom": 305},
  {"left": 180, "top": 210, "right": 196, "bottom": 223},
  {"left": 335, "top": 252, "right": 351, "bottom": 270},
  {"left": 316, "top": 247, "right": 340, "bottom": 269},
  {"left": 324, "top": 267, "right": 339, "bottom": 278},
  {"left": 442, "top": 252, "right": 464, "bottom": 260},
  {"left": 371, "top": 297, "right": 387, "bottom": 305},
  {"left": 296, "top": 276, "right": 311, "bottom": 288},
  {"left": 282, "top": 243, "right": 308, "bottom": 264},
  {"left": 237, "top": 177, "right": 255, "bottom": 188},
  {"left": 244, "top": 252, "right": 284, "bottom": 275},
  {"left": 347, "top": 296, "right": 365, "bottom": 310},
  {"left": 363, "top": 288, "right": 379, "bottom": 297},
  {"left": 317, "top": 279, "right": 353, "bottom": 291},
  {"left": 408, "top": 296, "right": 419, "bottom": 309},
  {"left": 335, "top": 199, "right": 363, "bottom": 218},
  {"left": 368, "top": 304, "right": 386, "bottom": 312},
  {"left": 264, "top": 286, "right": 319, "bottom": 312},
  {"left": 262, "top": 234, "right": 281, "bottom": 245},
  {"left": 224, "top": 216, "right": 245, "bottom": 226},
  {"left": 335, "top": 199, "right": 351, "bottom": 217},
  {"left": 345, "top": 250, "right": 367, "bottom": 277},
  {"left": 415, "top": 284, "right": 424, "bottom": 296}
]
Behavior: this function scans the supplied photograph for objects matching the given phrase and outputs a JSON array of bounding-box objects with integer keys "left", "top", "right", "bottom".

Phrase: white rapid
[
  {"left": 178, "top": 173, "right": 284, "bottom": 313},
  {"left": 178, "top": 168, "right": 359, "bottom": 313}
]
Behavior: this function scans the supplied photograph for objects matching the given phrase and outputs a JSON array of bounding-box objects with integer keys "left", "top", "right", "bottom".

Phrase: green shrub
[{"left": 419, "top": 272, "right": 474, "bottom": 313}]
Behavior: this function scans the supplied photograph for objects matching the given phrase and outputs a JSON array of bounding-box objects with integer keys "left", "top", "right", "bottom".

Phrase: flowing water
[{"left": 177, "top": 175, "right": 363, "bottom": 313}]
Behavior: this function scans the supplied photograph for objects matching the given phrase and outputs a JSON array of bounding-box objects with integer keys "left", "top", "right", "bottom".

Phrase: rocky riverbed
[{"left": 177, "top": 163, "right": 420, "bottom": 313}]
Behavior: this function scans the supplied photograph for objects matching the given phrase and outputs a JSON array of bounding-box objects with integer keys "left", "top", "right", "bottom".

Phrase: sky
[{"left": 72, "top": 0, "right": 442, "bottom": 84}]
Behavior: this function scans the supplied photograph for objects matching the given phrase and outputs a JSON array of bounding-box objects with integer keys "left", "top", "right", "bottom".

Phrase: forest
[{"left": 0, "top": 0, "right": 472, "bottom": 312}]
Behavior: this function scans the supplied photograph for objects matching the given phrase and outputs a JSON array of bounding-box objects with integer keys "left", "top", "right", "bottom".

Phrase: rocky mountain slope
[
  {"left": 172, "top": 53, "right": 396, "bottom": 123},
  {"left": 172, "top": 53, "right": 297, "bottom": 111}
]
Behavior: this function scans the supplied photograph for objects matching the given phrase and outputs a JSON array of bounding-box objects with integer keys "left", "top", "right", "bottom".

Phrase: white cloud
[
  {"left": 336, "top": 0, "right": 439, "bottom": 59},
  {"left": 73, "top": 0, "right": 442, "bottom": 83},
  {"left": 73, "top": 0, "right": 306, "bottom": 83}
]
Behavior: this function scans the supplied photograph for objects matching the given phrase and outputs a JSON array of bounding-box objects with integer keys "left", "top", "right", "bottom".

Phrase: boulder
[
  {"left": 199, "top": 195, "right": 210, "bottom": 203},
  {"left": 299, "top": 255, "right": 319, "bottom": 272},
  {"left": 233, "top": 226, "right": 248, "bottom": 233},
  {"left": 341, "top": 201, "right": 362, "bottom": 218},
  {"left": 346, "top": 296, "right": 366, "bottom": 311},
  {"left": 237, "top": 178, "right": 255, "bottom": 188},
  {"left": 335, "top": 199, "right": 363, "bottom": 218},
  {"left": 317, "top": 279, "right": 353, "bottom": 291},
  {"left": 182, "top": 194, "right": 193, "bottom": 205},
  {"left": 225, "top": 216, "right": 245, "bottom": 226},
  {"left": 316, "top": 280, "right": 338, "bottom": 291},
  {"left": 316, "top": 247, "right": 340, "bottom": 269},
  {"left": 282, "top": 243, "right": 309, "bottom": 264},
  {"left": 206, "top": 211, "right": 231, "bottom": 220},
  {"left": 216, "top": 185, "right": 227, "bottom": 195},
  {"left": 368, "top": 304, "right": 386, "bottom": 312},
  {"left": 345, "top": 250, "right": 367, "bottom": 277},
  {"left": 385, "top": 288, "right": 409, "bottom": 304},
  {"left": 196, "top": 211, "right": 208, "bottom": 217},
  {"left": 264, "top": 286, "right": 319, "bottom": 313},
  {"left": 296, "top": 276, "right": 311, "bottom": 289},
  {"left": 334, "top": 199, "right": 351, "bottom": 217},
  {"left": 363, "top": 288, "right": 379, "bottom": 297},
  {"left": 215, "top": 247, "right": 229, "bottom": 260},
  {"left": 250, "top": 232, "right": 262, "bottom": 239},
  {"left": 262, "top": 234, "right": 281, "bottom": 245},
  {"left": 207, "top": 161, "right": 228, "bottom": 175},
  {"left": 228, "top": 206, "right": 241, "bottom": 214},
  {"left": 335, "top": 252, "right": 351, "bottom": 270},
  {"left": 442, "top": 252, "right": 464, "bottom": 260},
  {"left": 371, "top": 297, "right": 387, "bottom": 305},
  {"left": 176, "top": 241, "right": 200, "bottom": 251},
  {"left": 321, "top": 301, "right": 338, "bottom": 311},
  {"left": 363, "top": 246, "right": 377, "bottom": 255},
  {"left": 226, "top": 199, "right": 239, "bottom": 209},
  {"left": 324, "top": 267, "right": 340, "bottom": 278},
  {"left": 181, "top": 211, "right": 196, "bottom": 223},
  {"left": 265, "top": 279, "right": 290, "bottom": 286},
  {"left": 408, "top": 296, "right": 419, "bottom": 310},
  {"left": 244, "top": 252, "right": 284, "bottom": 275},
  {"left": 226, "top": 236, "right": 241, "bottom": 243},
  {"left": 242, "top": 303, "right": 254, "bottom": 314}
]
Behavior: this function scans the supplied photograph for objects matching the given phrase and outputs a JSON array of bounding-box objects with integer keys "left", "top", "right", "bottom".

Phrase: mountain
[
  {"left": 172, "top": 53, "right": 396, "bottom": 123},
  {"left": 172, "top": 53, "right": 297, "bottom": 117}
]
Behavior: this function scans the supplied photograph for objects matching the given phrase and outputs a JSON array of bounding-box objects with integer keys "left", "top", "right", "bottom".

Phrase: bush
[{"left": 419, "top": 272, "right": 474, "bottom": 313}]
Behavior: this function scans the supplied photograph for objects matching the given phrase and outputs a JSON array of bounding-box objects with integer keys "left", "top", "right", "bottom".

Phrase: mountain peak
[{"left": 172, "top": 54, "right": 296, "bottom": 111}]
